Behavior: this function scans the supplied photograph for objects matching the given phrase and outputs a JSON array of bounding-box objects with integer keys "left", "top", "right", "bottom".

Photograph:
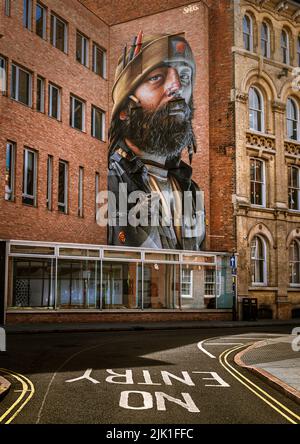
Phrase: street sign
[{"left": 230, "top": 255, "right": 236, "bottom": 269}]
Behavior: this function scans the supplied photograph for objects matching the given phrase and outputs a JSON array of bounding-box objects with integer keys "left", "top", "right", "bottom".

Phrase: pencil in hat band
[{"left": 111, "top": 33, "right": 195, "bottom": 118}]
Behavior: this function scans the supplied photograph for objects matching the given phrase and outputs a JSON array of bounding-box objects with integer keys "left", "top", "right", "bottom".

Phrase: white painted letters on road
[
  {"left": 65, "top": 369, "right": 100, "bottom": 384},
  {"left": 192, "top": 371, "right": 230, "bottom": 387},
  {"left": 119, "top": 391, "right": 153, "bottom": 410},
  {"left": 106, "top": 369, "right": 134, "bottom": 384},
  {"left": 155, "top": 392, "right": 200, "bottom": 413}
]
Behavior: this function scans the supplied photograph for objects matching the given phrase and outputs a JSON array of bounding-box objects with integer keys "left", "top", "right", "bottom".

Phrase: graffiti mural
[{"left": 107, "top": 32, "right": 205, "bottom": 250}]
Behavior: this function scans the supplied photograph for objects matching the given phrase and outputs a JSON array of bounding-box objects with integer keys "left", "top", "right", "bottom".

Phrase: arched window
[
  {"left": 249, "top": 87, "right": 264, "bottom": 132},
  {"left": 297, "top": 35, "right": 300, "bottom": 67},
  {"left": 288, "top": 165, "right": 300, "bottom": 210},
  {"left": 286, "top": 98, "right": 299, "bottom": 141},
  {"left": 250, "top": 158, "right": 266, "bottom": 206},
  {"left": 261, "top": 22, "right": 270, "bottom": 58},
  {"left": 243, "top": 15, "right": 253, "bottom": 51},
  {"left": 281, "top": 30, "right": 289, "bottom": 64},
  {"left": 251, "top": 235, "right": 267, "bottom": 285},
  {"left": 289, "top": 240, "right": 300, "bottom": 285}
]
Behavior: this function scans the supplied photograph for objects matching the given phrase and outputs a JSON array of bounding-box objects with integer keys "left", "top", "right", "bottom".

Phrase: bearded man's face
[{"left": 121, "top": 63, "right": 195, "bottom": 159}]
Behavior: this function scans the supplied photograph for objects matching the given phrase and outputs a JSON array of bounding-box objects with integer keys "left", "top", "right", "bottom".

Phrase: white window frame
[
  {"left": 5, "top": 141, "right": 15, "bottom": 201},
  {"left": 204, "top": 269, "right": 216, "bottom": 299},
  {"left": 37, "top": 76, "right": 45, "bottom": 113},
  {"left": 249, "top": 86, "right": 265, "bottom": 133},
  {"left": 92, "top": 106, "right": 105, "bottom": 141},
  {"left": 58, "top": 160, "right": 68, "bottom": 213},
  {"left": 281, "top": 29, "right": 290, "bottom": 65},
  {"left": 93, "top": 43, "right": 107, "bottom": 79},
  {"left": 22, "top": 148, "right": 37, "bottom": 206},
  {"left": 23, "top": 0, "right": 32, "bottom": 30},
  {"left": 5, "top": 0, "right": 11, "bottom": 16},
  {"left": 286, "top": 97, "right": 299, "bottom": 142},
  {"left": 76, "top": 32, "right": 89, "bottom": 67},
  {"left": 51, "top": 13, "right": 67, "bottom": 53},
  {"left": 288, "top": 165, "right": 300, "bottom": 211},
  {"left": 181, "top": 268, "right": 193, "bottom": 299},
  {"left": 251, "top": 235, "right": 267, "bottom": 286},
  {"left": 0, "top": 56, "right": 7, "bottom": 94},
  {"left": 261, "top": 22, "right": 270, "bottom": 58},
  {"left": 36, "top": 2, "right": 47, "bottom": 39},
  {"left": 289, "top": 239, "right": 300, "bottom": 286},
  {"left": 250, "top": 158, "right": 266, "bottom": 207},
  {"left": 70, "top": 95, "right": 85, "bottom": 131},
  {"left": 48, "top": 83, "right": 61, "bottom": 120},
  {"left": 11, "top": 64, "right": 32, "bottom": 107},
  {"left": 78, "top": 166, "right": 84, "bottom": 217},
  {"left": 46, "top": 155, "right": 53, "bottom": 210},
  {"left": 243, "top": 14, "right": 253, "bottom": 52}
]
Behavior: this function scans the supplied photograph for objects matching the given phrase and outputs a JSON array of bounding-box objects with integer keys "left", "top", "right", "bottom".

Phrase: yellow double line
[
  {"left": 219, "top": 345, "right": 300, "bottom": 425},
  {"left": 0, "top": 368, "right": 35, "bottom": 424}
]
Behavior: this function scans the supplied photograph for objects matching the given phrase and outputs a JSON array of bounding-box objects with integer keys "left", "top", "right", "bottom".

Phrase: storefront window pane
[{"left": 143, "top": 263, "right": 180, "bottom": 309}]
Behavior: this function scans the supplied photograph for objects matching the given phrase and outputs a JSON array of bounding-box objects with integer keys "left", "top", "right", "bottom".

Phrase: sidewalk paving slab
[{"left": 0, "top": 376, "right": 11, "bottom": 400}]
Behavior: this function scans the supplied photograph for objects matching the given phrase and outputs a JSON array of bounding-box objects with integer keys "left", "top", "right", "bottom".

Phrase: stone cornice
[{"left": 272, "top": 100, "right": 286, "bottom": 113}]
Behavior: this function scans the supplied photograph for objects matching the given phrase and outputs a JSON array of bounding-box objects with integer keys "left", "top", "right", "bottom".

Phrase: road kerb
[
  {"left": 234, "top": 343, "right": 300, "bottom": 406},
  {"left": 0, "top": 376, "right": 11, "bottom": 399}
]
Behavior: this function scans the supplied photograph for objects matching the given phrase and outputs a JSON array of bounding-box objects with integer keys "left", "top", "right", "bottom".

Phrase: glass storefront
[{"left": 6, "top": 242, "right": 233, "bottom": 311}]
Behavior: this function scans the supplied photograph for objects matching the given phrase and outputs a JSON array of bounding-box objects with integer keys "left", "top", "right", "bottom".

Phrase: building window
[
  {"left": 281, "top": 30, "right": 289, "bottom": 65},
  {"left": 289, "top": 240, "right": 300, "bottom": 285},
  {"left": 92, "top": 106, "right": 105, "bottom": 141},
  {"left": 22, "top": 148, "right": 37, "bottom": 206},
  {"left": 249, "top": 87, "right": 264, "bottom": 132},
  {"left": 70, "top": 95, "right": 85, "bottom": 131},
  {"left": 250, "top": 158, "right": 266, "bottom": 206},
  {"left": 287, "top": 98, "right": 299, "bottom": 141},
  {"left": 93, "top": 43, "right": 106, "bottom": 78},
  {"left": 288, "top": 165, "right": 300, "bottom": 211},
  {"left": 76, "top": 32, "right": 89, "bottom": 67},
  {"left": 48, "top": 83, "right": 61, "bottom": 120},
  {"left": 36, "top": 3, "right": 46, "bottom": 39},
  {"left": 181, "top": 268, "right": 193, "bottom": 299},
  {"left": 78, "top": 167, "right": 84, "bottom": 217},
  {"left": 4, "top": 0, "right": 11, "bottom": 16},
  {"left": 250, "top": 235, "right": 267, "bottom": 285},
  {"left": 11, "top": 64, "right": 32, "bottom": 106},
  {"left": 36, "top": 76, "right": 45, "bottom": 112},
  {"left": 23, "top": 0, "right": 32, "bottom": 29},
  {"left": 95, "top": 172, "right": 99, "bottom": 221},
  {"left": 0, "top": 56, "right": 7, "bottom": 94},
  {"left": 58, "top": 160, "right": 68, "bottom": 213},
  {"left": 261, "top": 22, "right": 270, "bottom": 58},
  {"left": 297, "top": 36, "right": 300, "bottom": 68},
  {"left": 5, "top": 142, "right": 15, "bottom": 201},
  {"left": 47, "top": 155, "right": 53, "bottom": 210},
  {"left": 243, "top": 14, "right": 253, "bottom": 51},
  {"left": 50, "top": 13, "right": 67, "bottom": 53}
]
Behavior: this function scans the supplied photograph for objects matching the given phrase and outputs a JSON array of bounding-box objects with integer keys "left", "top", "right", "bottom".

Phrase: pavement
[{"left": 0, "top": 319, "right": 300, "bottom": 404}]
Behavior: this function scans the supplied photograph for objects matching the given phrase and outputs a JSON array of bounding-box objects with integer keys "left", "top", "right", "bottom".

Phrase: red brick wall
[{"left": 0, "top": 0, "right": 108, "bottom": 244}]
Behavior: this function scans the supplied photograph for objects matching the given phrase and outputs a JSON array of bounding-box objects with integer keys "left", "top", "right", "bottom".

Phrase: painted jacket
[{"left": 107, "top": 140, "right": 206, "bottom": 251}]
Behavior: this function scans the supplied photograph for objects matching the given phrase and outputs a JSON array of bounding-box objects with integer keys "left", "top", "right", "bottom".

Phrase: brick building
[{"left": 0, "top": 0, "right": 299, "bottom": 324}]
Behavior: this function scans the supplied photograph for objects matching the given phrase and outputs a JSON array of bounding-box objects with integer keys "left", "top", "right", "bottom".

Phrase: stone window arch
[
  {"left": 286, "top": 97, "right": 300, "bottom": 141},
  {"left": 250, "top": 235, "right": 268, "bottom": 285},
  {"left": 249, "top": 86, "right": 265, "bottom": 133},
  {"left": 289, "top": 239, "right": 300, "bottom": 285}
]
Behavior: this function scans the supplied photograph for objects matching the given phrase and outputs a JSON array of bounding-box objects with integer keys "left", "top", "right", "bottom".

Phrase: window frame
[
  {"left": 58, "top": 160, "right": 68, "bottom": 214},
  {"left": 91, "top": 105, "right": 105, "bottom": 141},
  {"left": 76, "top": 31, "right": 89, "bottom": 67},
  {"left": 70, "top": 95, "right": 85, "bottom": 132},
  {"left": 36, "top": 76, "right": 45, "bottom": 113},
  {"left": 0, "top": 56, "right": 7, "bottom": 95},
  {"left": 261, "top": 21, "right": 270, "bottom": 58},
  {"left": 250, "top": 158, "right": 266, "bottom": 207},
  {"left": 48, "top": 83, "right": 61, "bottom": 120},
  {"left": 243, "top": 14, "right": 253, "bottom": 52},
  {"left": 249, "top": 86, "right": 265, "bottom": 133},
  {"left": 250, "top": 235, "right": 267, "bottom": 286},
  {"left": 50, "top": 13, "right": 68, "bottom": 54},
  {"left": 281, "top": 29, "right": 290, "bottom": 65},
  {"left": 5, "top": 141, "right": 16, "bottom": 202},
  {"left": 4, "top": 0, "right": 11, "bottom": 16},
  {"left": 286, "top": 97, "right": 299, "bottom": 142},
  {"left": 36, "top": 2, "right": 47, "bottom": 39},
  {"left": 22, "top": 148, "right": 37, "bottom": 207},
  {"left": 92, "top": 43, "right": 107, "bottom": 79},
  {"left": 11, "top": 63, "right": 32, "bottom": 107},
  {"left": 181, "top": 268, "right": 193, "bottom": 299},
  {"left": 297, "top": 35, "right": 300, "bottom": 68},
  {"left": 23, "top": 0, "right": 32, "bottom": 30},
  {"left": 78, "top": 166, "right": 84, "bottom": 218},
  {"left": 289, "top": 239, "right": 300, "bottom": 286},
  {"left": 288, "top": 165, "right": 300, "bottom": 211},
  {"left": 46, "top": 155, "right": 53, "bottom": 211}
]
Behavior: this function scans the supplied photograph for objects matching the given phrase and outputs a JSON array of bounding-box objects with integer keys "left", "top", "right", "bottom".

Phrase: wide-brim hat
[{"left": 111, "top": 33, "right": 196, "bottom": 118}]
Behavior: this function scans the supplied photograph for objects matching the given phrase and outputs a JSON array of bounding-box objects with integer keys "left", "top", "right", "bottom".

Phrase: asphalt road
[{"left": 0, "top": 326, "right": 299, "bottom": 424}]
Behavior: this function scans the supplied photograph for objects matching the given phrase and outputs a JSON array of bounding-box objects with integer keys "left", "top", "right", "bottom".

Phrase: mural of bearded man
[{"left": 107, "top": 32, "right": 205, "bottom": 250}]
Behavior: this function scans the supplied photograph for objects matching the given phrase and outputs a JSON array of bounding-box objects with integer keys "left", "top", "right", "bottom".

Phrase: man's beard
[{"left": 123, "top": 99, "right": 195, "bottom": 160}]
